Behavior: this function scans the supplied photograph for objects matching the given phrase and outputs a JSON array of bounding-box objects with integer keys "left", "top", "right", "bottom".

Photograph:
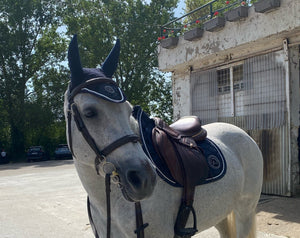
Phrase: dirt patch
[{"left": 256, "top": 195, "right": 300, "bottom": 238}]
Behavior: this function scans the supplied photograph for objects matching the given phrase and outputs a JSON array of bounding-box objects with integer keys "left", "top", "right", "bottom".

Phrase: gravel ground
[
  {"left": 256, "top": 194, "right": 300, "bottom": 238},
  {"left": 0, "top": 160, "right": 299, "bottom": 238}
]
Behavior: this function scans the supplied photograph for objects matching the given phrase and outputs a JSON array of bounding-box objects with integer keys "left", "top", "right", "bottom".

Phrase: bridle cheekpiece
[{"left": 67, "top": 77, "right": 146, "bottom": 238}]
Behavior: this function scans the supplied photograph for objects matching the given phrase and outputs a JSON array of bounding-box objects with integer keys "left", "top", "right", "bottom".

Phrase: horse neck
[
  {"left": 130, "top": 114, "right": 140, "bottom": 136},
  {"left": 74, "top": 159, "right": 107, "bottom": 203}
]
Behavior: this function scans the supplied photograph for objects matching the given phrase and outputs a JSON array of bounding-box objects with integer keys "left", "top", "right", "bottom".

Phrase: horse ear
[
  {"left": 68, "top": 35, "right": 84, "bottom": 91},
  {"left": 102, "top": 39, "right": 120, "bottom": 78}
]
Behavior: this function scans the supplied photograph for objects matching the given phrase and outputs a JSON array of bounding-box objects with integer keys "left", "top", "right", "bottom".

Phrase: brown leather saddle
[
  {"left": 152, "top": 116, "right": 209, "bottom": 238},
  {"left": 152, "top": 116, "right": 209, "bottom": 187},
  {"left": 133, "top": 106, "right": 226, "bottom": 238},
  {"left": 133, "top": 106, "right": 217, "bottom": 237}
]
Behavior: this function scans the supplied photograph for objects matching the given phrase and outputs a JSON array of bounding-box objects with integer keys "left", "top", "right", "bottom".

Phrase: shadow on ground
[
  {"left": 0, "top": 159, "right": 74, "bottom": 171},
  {"left": 258, "top": 195, "right": 300, "bottom": 224}
]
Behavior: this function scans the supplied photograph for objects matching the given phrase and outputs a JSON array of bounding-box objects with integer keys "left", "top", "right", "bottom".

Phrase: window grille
[
  {"left": 217, "top": 68, "right": 230, "bottom": 94},
  {"left": 233, "top": 65, "right": 244, "bottom": 91},
  {"left": 191, "top": 51, "right": 286, "bottom": 130}
]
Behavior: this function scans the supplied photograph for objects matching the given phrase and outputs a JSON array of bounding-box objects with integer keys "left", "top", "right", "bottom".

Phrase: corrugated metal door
[{"left": 191, "top": 51, "right": 290, "bottom": 196}]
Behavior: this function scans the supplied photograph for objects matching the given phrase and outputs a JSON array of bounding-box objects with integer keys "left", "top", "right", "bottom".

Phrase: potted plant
[
  {"left": 204, "top": 11, "right": 225, "bottom": 32},
  {"left": 184, "top": 20, "right": 204, "bottom": 41},
  {"left": 160, "top": 36, "right": 179, "bottom": 49},
  {"left": 254, "top": 0, "right": 280, "bottom": 13},
  {"left": 224, "top": 1, "right": 249, "bottom": 22},
  {"left": 159, "top": 30, "right": 179, "bottom": 49}
]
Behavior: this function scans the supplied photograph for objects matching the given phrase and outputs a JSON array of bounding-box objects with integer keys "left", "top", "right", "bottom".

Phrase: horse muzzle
[{"left": 119, "top": 160, "right": 157, "bottom": 202}]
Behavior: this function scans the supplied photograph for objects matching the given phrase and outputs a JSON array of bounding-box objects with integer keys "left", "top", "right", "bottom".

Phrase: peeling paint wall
[
  {"left": 289, "top": 46, "right": 300, "bottom": 195},
  {"left": 158, "top": 0, "right": 300, "bottom": 73},
  {"left": 172, "top": 71, "right": 192, "bottom": 120},
  {"left": 158, "top": 0, "right": 300, "bottom": 196}
]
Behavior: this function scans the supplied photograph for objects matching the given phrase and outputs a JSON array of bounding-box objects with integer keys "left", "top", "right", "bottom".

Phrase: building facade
[{"left": 158, "top": 0, "right": 300, "bottom": 196}]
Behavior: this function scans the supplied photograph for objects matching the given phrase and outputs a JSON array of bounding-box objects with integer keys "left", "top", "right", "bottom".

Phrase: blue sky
[
  {"left": 144, "top": 0, "right": 186, "bottom": 17},
  {"left": 175, "top": 0, "right": 186, "bottom": 17}
]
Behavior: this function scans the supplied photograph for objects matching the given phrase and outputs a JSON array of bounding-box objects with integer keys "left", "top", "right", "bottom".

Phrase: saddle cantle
[
  {"left": 132, "top": 106, "right": 227, "bottom": 238},
  {"left": 170, "top": 116, "right": 207, "bottom": 142}
]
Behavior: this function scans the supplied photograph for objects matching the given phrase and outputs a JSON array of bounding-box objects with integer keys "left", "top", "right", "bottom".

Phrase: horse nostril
[{"left": 127, "top": 170, "right": 143, "bottom": 189}]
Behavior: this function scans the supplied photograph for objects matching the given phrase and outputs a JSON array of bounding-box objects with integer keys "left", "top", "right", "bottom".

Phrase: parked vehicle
[
  {"left": 26, "top": 146, "right": 48, "bottom": 162},
  {"left": 54, "top": 144, "right": 72, "bottom": 160},
  {"left": 0, "top": 149, "right": 9, "bottom": 164}
]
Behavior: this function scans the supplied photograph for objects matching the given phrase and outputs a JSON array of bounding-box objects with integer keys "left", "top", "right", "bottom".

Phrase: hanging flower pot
[
  {"left": 160, "top": 36, "right": 179, "bottom": 49},
  {"left": 224, "top": 6, "right": 248, "bottom": 22},
  {"left": 254, "top": 0, "right": 280, "bottom": 13},
  {"left": 204, "top": 16, "right": 225, "bottom": 32},
  {"left": 184, "top": 28, "right": 204, "bottom": 41}
]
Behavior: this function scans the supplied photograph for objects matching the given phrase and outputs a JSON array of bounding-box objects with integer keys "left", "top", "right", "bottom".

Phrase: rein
[{"left": 67, "top": 77, "right": 148, "bottom": 238}]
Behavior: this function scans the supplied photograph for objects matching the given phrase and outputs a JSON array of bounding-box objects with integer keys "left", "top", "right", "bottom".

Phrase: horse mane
[{"left": 128, "top": 102, "right": 140, "bottom": 137}]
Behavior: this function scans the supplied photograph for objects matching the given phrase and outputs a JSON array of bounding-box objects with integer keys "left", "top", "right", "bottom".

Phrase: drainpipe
[{"left": 283, "top": 39, "right": 292, "bottom": 196}]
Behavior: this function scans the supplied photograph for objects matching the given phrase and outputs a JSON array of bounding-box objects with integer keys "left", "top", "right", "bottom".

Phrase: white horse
[{"left": 64, "top": 35, "right": 263, "bottom": 238}]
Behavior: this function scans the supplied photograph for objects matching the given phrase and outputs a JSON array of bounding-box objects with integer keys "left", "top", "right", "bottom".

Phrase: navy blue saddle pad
[{"left": 132, "top": 106, "right": 226, "bottom": 187}]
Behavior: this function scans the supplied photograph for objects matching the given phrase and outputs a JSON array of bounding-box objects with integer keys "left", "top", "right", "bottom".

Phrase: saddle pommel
[{"left": 170, "top": 116, "right": 207, "bottom": 142}]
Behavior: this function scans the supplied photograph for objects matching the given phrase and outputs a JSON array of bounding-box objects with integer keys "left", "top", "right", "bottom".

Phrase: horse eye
[{"left": 84, "top": 108, "right": 97, "bottom": 118}]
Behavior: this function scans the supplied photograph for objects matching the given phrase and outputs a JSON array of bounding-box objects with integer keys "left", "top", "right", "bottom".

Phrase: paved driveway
[
  {"left": 0, "top": 160, "right": 287, "bottom": 238},
  {"left": 0, "top": 160, "right": 93, "bottom": 238}
]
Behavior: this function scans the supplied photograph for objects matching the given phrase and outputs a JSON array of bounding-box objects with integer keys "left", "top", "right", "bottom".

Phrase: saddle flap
[{"left": 152, "top": 118, "right": 209, "bottom": 187}]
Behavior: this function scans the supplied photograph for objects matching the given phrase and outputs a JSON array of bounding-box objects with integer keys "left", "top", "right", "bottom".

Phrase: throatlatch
[{"left": 68, "top": 78, "right": 149, "bottom": 238}]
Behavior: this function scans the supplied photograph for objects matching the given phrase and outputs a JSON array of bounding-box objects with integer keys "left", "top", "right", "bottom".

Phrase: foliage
[
  {"left": 0, "top": 0, "right": 179, "bottom": 159},
  {"left": 0, "top": 0, "right": 68, "bottom": 159},
  {"left": 62, "top": 0, "right": 178, "bottom": 122},
  {"left": 182, "top": 0, "right": 251, "bottom": 29}
]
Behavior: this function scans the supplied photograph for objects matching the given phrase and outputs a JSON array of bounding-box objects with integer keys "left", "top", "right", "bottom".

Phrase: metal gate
[{"left": 191, "top": 51, "right": 291, "bottom": 196}]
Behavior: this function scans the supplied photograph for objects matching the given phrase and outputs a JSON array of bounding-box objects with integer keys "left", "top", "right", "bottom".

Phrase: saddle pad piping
[{"left": 138, "top": 110, "right": 178, "bottom": 185}]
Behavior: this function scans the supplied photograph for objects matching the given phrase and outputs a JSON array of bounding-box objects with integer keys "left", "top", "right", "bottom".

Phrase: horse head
[{"left": 64, "top": 35, "right": 156, "bottom": 202}]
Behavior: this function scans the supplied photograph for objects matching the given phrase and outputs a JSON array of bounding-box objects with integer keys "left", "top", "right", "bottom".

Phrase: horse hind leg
[
  {"left": 235, "top": 210, "right": 257, "bottom": 238},
  {"left": 215, "top": 211, "right": 236, "bottom": 238},
  {"left": 215, "top": 211, "right": 256, "bottom": 238}
]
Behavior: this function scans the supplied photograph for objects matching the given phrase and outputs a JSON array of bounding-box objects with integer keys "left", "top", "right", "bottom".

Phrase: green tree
[
  {"left": 63, "top": 0, "right": 178, "bottom": 122},
  {"left": 0, "top": 0, "right": 67, "bottom": 158}
]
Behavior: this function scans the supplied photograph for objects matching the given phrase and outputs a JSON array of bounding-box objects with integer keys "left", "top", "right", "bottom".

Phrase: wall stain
[{"left": 250, "top": 129, "right": 281, "bottom": 183}]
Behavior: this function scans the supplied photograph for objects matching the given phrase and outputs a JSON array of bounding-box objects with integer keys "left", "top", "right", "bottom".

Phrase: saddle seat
[
  {"left": 152, "top": 116, "right": 209, "bottom": 237},
  {"left": 170, "top": 116, "right": 207, "bottom": 142}
]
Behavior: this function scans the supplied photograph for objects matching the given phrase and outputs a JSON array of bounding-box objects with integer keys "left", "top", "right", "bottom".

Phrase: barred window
[
  {"left": 217, "top": 68, "right": 230, "bottom": 94},
  {"left": 217, "top": 65, "right": 244, "bottom": 94}
]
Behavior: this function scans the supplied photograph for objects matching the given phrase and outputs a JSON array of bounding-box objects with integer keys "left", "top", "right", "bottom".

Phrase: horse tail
[
  {"left": 246, "top": 213, "right": 257, "bottom": 238},
  {"left": 218, "top": 211, "right": 257, "bottom": 238},
  {"left": 226, "top": 211, "right": 237, "bottom": 238},
  {"left": 229, "top": 211, "right": 257, "bottom": 238}
]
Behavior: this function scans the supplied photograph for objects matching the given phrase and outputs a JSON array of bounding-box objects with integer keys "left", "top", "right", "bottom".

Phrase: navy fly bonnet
[{"left": 68, "top": 35, "right": 126, "bottom": 103}]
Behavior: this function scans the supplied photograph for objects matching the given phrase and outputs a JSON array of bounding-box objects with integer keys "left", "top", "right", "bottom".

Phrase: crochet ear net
[
  {"left": 68, "top": 35, "right": 120, "bottom": 92},
  {"left": 102, "top": 38, "right": 120, "bottom": 78}
]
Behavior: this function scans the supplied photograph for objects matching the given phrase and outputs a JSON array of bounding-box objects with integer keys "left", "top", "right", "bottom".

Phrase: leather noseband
[
  {"left": 67, "top": 77, "right": 139, "bottom": 173},
  {"left": 66, "top": 77, "right": 146, "bottom": 238}
]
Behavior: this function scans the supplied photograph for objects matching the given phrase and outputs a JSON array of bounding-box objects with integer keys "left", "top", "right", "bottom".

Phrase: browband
[{"left": 68, "top": 77, "right": 126, "bottom": 103}]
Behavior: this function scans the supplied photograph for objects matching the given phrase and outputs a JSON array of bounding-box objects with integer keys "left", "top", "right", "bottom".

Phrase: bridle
[{"left": 67, "top": 77, "right": 148, "bottom": 238}]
